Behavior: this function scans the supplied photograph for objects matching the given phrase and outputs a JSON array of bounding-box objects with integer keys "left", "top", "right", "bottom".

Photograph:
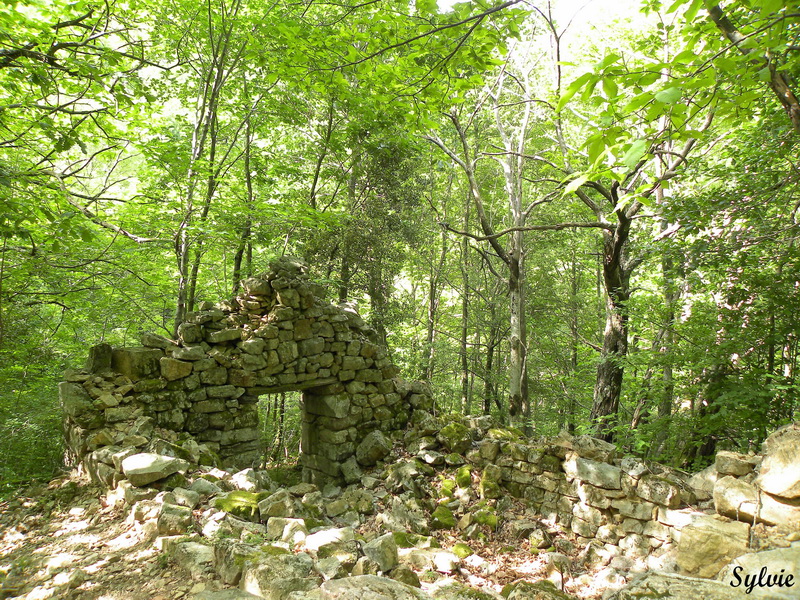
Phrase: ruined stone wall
[
  {"left": 464, "top": 426, "right": 800, "bottom": 574},
  {"left": 60, "top": 257, "right": 432, "bottom": 485}
]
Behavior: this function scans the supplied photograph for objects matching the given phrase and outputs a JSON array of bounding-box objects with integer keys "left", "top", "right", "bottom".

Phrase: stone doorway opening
[
  {"left": 258, "top": 391, "right": 302, "bottom": 464},
  {"left": 61, "top": 258, "right": 431, "bottom": 487}
]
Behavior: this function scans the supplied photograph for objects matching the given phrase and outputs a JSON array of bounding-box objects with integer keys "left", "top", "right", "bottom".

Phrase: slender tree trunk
[
  {"left": 567, "top": 252, "right": 579, "bottom": 434},
  {"left": 590, "top": 215, "right": 633, "bottom": 441},
  {"left": 233, "top": 78, "right": 255, "bottom": 295}
]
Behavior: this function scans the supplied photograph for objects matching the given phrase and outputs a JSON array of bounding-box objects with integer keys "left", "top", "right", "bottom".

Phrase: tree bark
[{"left": 590, "top": 212, "right": 633, "bottom": 441}]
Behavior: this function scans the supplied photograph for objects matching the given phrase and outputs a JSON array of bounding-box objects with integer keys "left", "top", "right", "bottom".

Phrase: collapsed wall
[
  {"left": 60, "top": 257, "right": 432, "bottom": 485},
  {"left": 460, "top": 423, "right": 800, "bottom": 575}
]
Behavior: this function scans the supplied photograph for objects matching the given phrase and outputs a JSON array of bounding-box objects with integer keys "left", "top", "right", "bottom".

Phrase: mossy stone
[
  {"left": 487, "top": 428, "right": 522, "bottom": 441},
  {"left": 455, "top": 466, "right": 472, "bottom": 488},
  {"left": 214, "top": 490, "right": 270, "bottom": 521},
  {"left": 473, "top": 508, "right": 497, "bottom": 530},
  {"left": 440, "top": 479, "right": 456, "bottom": 498},
  {"left": 452, "top": 542, "right": 473, "bottom": 558},
  {"left": 430, "top": 505, "right": 456, "bottom": 529},
  {"left": 501, "top": 580, "right": 574, "bottom": 600},
  {"left": 437, "top": 422, "right": 472, "bottom": 454},
  {"left": 160, "top": 473, "right": 188, "bottom": 490}
]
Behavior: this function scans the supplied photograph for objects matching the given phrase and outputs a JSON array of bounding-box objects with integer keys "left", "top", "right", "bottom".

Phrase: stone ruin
[{"left": 60, "top": 257, "right": 432, "bottom": 485}]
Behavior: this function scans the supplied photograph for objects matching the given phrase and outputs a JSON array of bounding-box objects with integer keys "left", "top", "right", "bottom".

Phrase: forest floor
[
  {"left": 0, "top": 472, "right": 230, "bottom": 600},
  {"left": 0, "top": 469, "right": 612, "bottom": 600}
]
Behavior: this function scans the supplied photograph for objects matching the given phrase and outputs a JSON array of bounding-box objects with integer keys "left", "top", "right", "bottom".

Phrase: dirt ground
[
  {"left": 0, "top": 472, "right": 233, "bottom": 600},
  {"left": 0, "top": 469, "right": 610, "bottom": 600}
]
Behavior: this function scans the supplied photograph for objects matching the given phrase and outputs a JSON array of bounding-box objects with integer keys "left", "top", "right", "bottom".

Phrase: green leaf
[
  {"left": 564, "top": 174, "right": 589, "bottom": 194},
  {"left": 655, "top": 87, "right": 682, "bottom": 104},
  {"left": 557, "top": 73, "right": 594, "bottom": 111},
  {"left": 621, "top": 139, "right": 648, "bottom": 170},
  {"left": 596, "top": 53, "right": 621, "bottom": 70},
  {"left": 602, "top": 77, "right": 618, "bottom": 99}
]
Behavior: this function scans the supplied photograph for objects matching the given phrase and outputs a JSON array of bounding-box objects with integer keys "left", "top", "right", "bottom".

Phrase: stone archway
[{"left": 61, "top": 257, "right": 431, "bottom": 485}]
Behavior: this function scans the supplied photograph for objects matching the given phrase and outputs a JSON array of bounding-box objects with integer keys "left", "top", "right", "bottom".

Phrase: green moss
[
  {"left": 501, "top": 580, "right": 574, "bottom": 600},
  {"left": 487, "top": 428, "right": 522, "bottom": 441},
  {"left": 440, "top": 478, "right": 456, "bottom": 498},
  {"left": 430, "top": 505, "right": 456, "bottom": 529},
  {"left": 259, "top": 543, "right": 291, "bottom": 556},
  {"left": 438, "top": 422, "right": 471, "bottom": 453},
  {"left": 455, "top": 466, "right": 472, "bottom": 488},
  {"left": 214, "top": 490, "right": 269, "bottom": 520},
  {"left": 473, "top": 508, "right": 498, "bottom": 530},
  {"left": 479, "top": 479, "right": 501, "bottom": 500},
  {"left": 452, "top": 542, "right": 473, "bottom": 558},
  {"left": 160, "top": 473, "right": 188, "bottom": 490},
  {"left": 394, "top": 532, "right": 441, "bottom": 549}
]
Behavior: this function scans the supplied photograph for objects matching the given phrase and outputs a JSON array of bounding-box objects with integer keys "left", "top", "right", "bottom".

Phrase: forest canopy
[{"left": 1, "top": 0, "right": 799, "bottom": 490}]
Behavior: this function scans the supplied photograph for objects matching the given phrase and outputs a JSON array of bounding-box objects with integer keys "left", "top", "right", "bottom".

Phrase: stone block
[
  {"left": 756, "top": 421, "right": 800, "bottom": 499},
  {"left": 121, "top": 453, "right": 190, "bottom": 486},
  {"left": 206, "top": 328, "right": 242, "bottom": 343},
  {"left": 563, "top": 453, "right": 622, "bottom": 490},
  {"left": 177, "top": 323, "right": 203, "bottom": 344},
  {"left": 611, "top": 498, "right": 657, "bottom": 521},
  {"left": 675, "top": 515, "right": 750, "bottom": 578},
  {"left": 85, "top": 343, "right": 113, "bottom": 372},
  {"left": 715, "top": 450, "right": 756, "bottom": 477},
  {"left": 112, "top": 347, "right": 163, "bottom": 381},
  {"left": 637, "top": 474, "right": 683, "bottom": 508},
  {"left": 306, "top": 393, "right": 350, "bottom": 419},
  {"left": 714, "top": 475, "right": 800, "bottom": 527},
  {"left": 160, "top": 357, "right": 193, "bottom": 381},
  {"left": 192, "top": 399, "right": 226, "bottom": 413},
  {"left": 207, "top": 385, "right": 242, "bottom": 398}
]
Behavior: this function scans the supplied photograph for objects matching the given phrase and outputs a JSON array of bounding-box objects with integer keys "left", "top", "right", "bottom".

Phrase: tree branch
[{"left": 440, "top": 220, "right": 615, "bottom": 242}]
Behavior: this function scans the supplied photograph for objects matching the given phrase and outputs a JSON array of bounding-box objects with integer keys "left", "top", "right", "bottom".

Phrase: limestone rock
[
  {"left": 756, "top": 422, "right": 800, "bottom": 499},
  {"left": 160, "top": 357, "right": 193, "bottom": 381},
  {"left": 157, "top": 502, "right": 193, "bottom": 535},
  {"left": 170, "top": 541, "right": 215, "bottom": 579},
  {"left": 240, "top": 552, "right": 318, "bottom": 599},
  {"left": 258, "top": 489, "right": 296, "bottom": 519},
  {"left": 504, "top": 580, "right": 578, "bottom": 600},
  {"left": 304, "top": 527, "right": 355, "bottom": 557},
  {"left": 121, "top": 453, "right": 190, "bottom": 487},
  {"left": 85, "top": 343, "right": 113, "bottom": 372},
  {"left": 562, "top": 453, "right": 621, "bottom": 490},
  {"left": 59, "top": 382, "right": 95, "bottom": 421},
  {"left": 389, "top": 564, "right": 421, "bottom": 588},
  {"left": 213, "top": 538, "right": 260, "bottom": 585},
  {"left": 141, "top": 332, "right": 177, "bottom": 349},
  {"left": 111, "top": 347, "right": 162, "bottom": 381},
  {"left": 714, "top": 475, "right": 800, "bottom": 527},
  {"left": 317, "top": 575, "right": 432, "bottom": 600},
  {"left": 606, "top": 571, "right": 787, "bottom": 600},
  {"left": 717, "top": 545, "right": 800, "bottom": 599},
  {"left": 675, "top": 515, "right": 750, "bottom": 578},
  {"left": 192, "top": 591, "right": 262, "bottom": 600},
  {"left": 716, "top": 450, "right": 757, "bottom": 477},
  {"left": 363, "top": 533, "right": 399, "bottom": 572},
  {"left": 436, "top": 422, "right": 472, "bottom": 455},
  {"left": 356, "top": 430, "right": 392, "bottom": 466},
  {"left": 688, "top": 464, "right": 718, "bottom": 501},
  {"left": 428, "top": 579, "right": 503, "bottom": 600},
  {"left": 636, "top": 474, "right": 682, "bottom": 508}
]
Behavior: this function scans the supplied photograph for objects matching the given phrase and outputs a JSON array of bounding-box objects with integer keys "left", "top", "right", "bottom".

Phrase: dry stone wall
[
  {"left": 61, "top": 257, "right": 432, "bottom": 485},
  {"left": 465, "top": 432, "right": 695, "bottom": 558},
  {"left": 464, "top": 425, "right": 800, "bottom": 576}
]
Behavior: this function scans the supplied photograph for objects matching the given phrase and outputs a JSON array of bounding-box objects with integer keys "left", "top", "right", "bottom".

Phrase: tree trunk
[{"left": 590, "top": 215, "right": 633, "bottom": 441}]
